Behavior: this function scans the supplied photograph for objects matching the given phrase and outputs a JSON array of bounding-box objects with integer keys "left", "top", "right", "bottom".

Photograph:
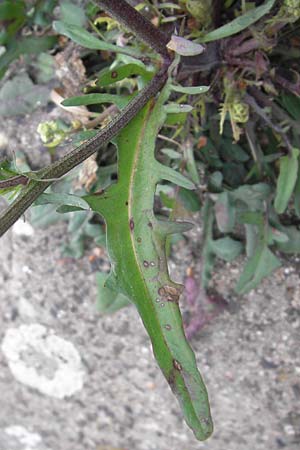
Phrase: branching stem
[{"left": 0, "top": 0, "right": 172, "bottom": 237}]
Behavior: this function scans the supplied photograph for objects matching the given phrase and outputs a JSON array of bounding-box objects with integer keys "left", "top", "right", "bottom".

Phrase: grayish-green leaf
[
  {"left": 60, "top": 1, "right": 87, "bottom": 27},
  {"left": 62, "top": 93, "right": 131, "bottom": 110},
  {"left": 0, "top": 73, "right": 49, "bottom": 116},
  {"left": 96, "top": 272, "right": 131, "bottom": 314},
  {"left": 164, "top": 103, "right": 193, "bottom": 113},
  {"left": 236, "top": 245, "right": 281, "bottom": 294},
  {"left": 35, "top": 193, "right": 90, "bottom": 211},
  {"left": 53, "top": 21, "right": 141, "bottom": 58},
  {"left": 201, "top": 0, "right": 276, "bottom": 42},
  {"left": 274, "top": 147, "right": 299, "bottom": 214},
  {"left": 170, "top": 84, "right": 209, "bottom": 95},
  {"left": 214, "top": 192, "right": 236, "bottom": 233},
  {"left": 210, "top": 237, "right": 243, "bottom": 262}
]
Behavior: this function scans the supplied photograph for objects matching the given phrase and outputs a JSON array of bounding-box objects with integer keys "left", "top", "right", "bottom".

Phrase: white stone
[
  {"left": 12, "top": 220, "right": 34, "bottom": 237},
  {"left": 18, "top": 298, "right": 37, "bottom": 319},
  {"left": 1, "top": 323, "right": 85, "bottom": 398},
  {"left": 0, "top": 131, "right": 8, "bottom": 150},
  {"left": 4, "top": 425, "right": 45, "bottom": 450}
]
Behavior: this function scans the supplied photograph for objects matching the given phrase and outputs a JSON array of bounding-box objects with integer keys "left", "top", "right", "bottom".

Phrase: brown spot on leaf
[
  {"left": 129, "top": 218, "right": 134, "bottom": 231},
  {"left": 158, "top": 287, "right": 166, "bottom": 296},
  {"left": 111, "top": 71, "right": 118, "bottom": 78},
  {"left": 148, "top": 222, "right": 153, "bottom": 228},
  {"left": 125, "top": 201, "right": 128, "bottom": 206},
  {"left": 143, "top": 261, "right": 149, "bottom": 268},
  {"left": 173, "top": 359, "right": 182, "bottom": 371},
  {"left": 158, "top": 285, "right": 181, "bottom": 303},
  {"left": 137, "top": 237, "right": 142, "bottom": 243}
]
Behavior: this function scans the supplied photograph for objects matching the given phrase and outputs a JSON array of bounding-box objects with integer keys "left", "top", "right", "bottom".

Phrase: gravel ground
[
  {"left": 0, "top": 212, "right": 299, "bottom": 450},
  {"left": 0, "top": 90, "right": 300, "bottom": 450}
]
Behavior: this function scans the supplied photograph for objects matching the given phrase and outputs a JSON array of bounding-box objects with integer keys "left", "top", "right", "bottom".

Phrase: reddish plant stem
[
  {"left": 99, "top": 0, "right": 171, "bottom": 61},
  {"left": 0, "top": 1, "right": 172, "bottom": 237},
  {"left": 0, "top": 175, "right": 29, "bottom": 189}
]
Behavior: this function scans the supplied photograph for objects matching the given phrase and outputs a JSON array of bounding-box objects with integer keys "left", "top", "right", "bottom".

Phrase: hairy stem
[
  {"left": 0, "top": 67, "right": 169, "bottom": 237},
  {"left": 0, "top": 0, "right": 172, "bottom": 237},
  {"left": 98, "top": 0, "right": 171, "bottom": 60}
]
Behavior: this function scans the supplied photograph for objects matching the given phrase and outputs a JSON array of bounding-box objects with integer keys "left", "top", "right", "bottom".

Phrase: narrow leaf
[
  {"left": 201, "top": 0, "right": 276, "bottom": 42},
  {"left": 210, "top": 237, "right": 243, "bottom": 262},
  {"left": 294, "top": 159, "right": 300, "bottom": 217},
  {"left": 35, "top": 193, "right": 90, "bottom": 211},
  {"left": 62, "top": 93, "right": 131, "bottom": 110},
  {"left": 236, "top": 245, "right": 281, "bottom": 294},
  {"left": 170, "top": 84, "right": 209, "bottom": 95},
  {"left": 53, "top": 21, "right": 140, "bottom": 58},
  {"left": 97, "top": 63, "right": 153, "bottom": 87},
  {"left": 274, "top": 147, "right": 299, "bottom": 214}
]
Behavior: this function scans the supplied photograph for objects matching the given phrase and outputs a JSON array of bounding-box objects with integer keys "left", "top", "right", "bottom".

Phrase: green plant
[{"left": 1, "top": 0, "right": 300, "bottom": 442}]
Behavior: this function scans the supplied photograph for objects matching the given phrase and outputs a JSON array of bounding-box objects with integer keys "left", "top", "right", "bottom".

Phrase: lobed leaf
[{"left": 85, "top": 85, "right": 213, "bottom": 441}]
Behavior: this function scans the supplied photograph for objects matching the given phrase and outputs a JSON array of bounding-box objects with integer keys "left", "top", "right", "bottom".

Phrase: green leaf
[
  {"left": 295, "top": 164, "right": 300, "bottom": 217},
  {"left": 274, "top": 148, "right": 299, "bottom": 214},
  {"left": 231, "top": 183, "right": 271, "bottom": 210},
  {"left": 178, "top": 188, "right": 201, "bottom": 212},
  {"left": 33, "top": 53, "right": 55, "bottom": 84},
  {"left": 273, "top": 225, "right": 300, "bottom": 254},
  {"left": 53, "top": 21, "right": 141, "bottom": 58},
  {"left": 0, "top": 73, "right": 49, "bottom": 116},
  {"left": 214, "top": 192, "right": 236, "bottom": 233},
  {"left": 200, "top": 198, "right": 215, "bottom": 288},
  {"left": 184, "top": 144, "right": 200, "bottom": 184},
  {"left": 208, "top": 171, "right": 223, "bottom": 191},
  {"left": 96, "top": 272, "right": 131, "bottom": 314},
  {"left": 60, "top": 1, "right": 87, "bottom": 27},
  {"left": 85, "top": 85, "right": 213, "bottom": 441},
  {"left": 0, "top": 35, "right": 57, "bottom": 79},
  {"left": 35, "top": 192, "right": 90, "bottom": 211},
  {"left": 97, "top": 63, "right": 153, "bottom": 87},
  {"left": 201, "top": 0, "right": 276, "bottom": 42},
  {"left": 62, "top": 210, "right": 91, "bottom": 258},
  {"left": 164, "top": 103, "right": 193, "bottom": 113},
  {"left": 30, "top": 204, "right": 65, "bottom": 228},
  {"left": 236, "top": 245, "right": 281, "bottom": 294},
  {"left": 18, "top": 35, "right": 57, "bottom": 55},
  {"left": 160, "top": 148, "right": 182, "bottom": 159},
  {"left": 210, "top": 237, "right": 243, "bottom": 262},
  {"left": 281, "top": 94, "right": 300, "bottom": 120},
  {"left": 62, "top": 93, "right": 131, "bottom": 110},
  {"left": 170, "top": 84, "right": 209, "bottom": 95},
  {"left": 0, "top": 1, "right": 25, "bottom": 20},
  {"left": 238, "top": 211, "right": 264, "bottom": 226},
  {"left": 220, "top": 139, "right": 249, "bottom": 162},
  {"left": 267, "top": 227, "right": 289, "bottom": 245}
]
